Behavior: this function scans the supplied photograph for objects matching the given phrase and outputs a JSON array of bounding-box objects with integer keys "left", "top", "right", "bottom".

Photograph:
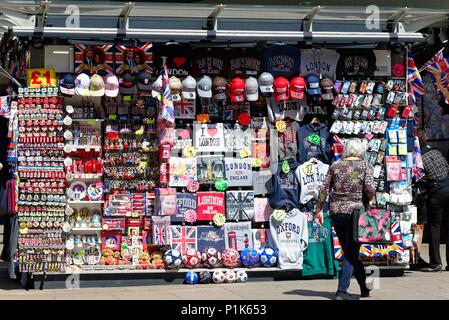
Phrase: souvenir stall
[{"left": 2, "top": 1, "right": 435, "bottom": 286}]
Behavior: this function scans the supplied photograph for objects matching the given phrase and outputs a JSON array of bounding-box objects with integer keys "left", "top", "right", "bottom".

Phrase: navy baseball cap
[
  {"left": 59, "top": 73, "right": 76, "bottom": 96},
  {"left": 306, "top": 74, "right": 322, "bottom": 96}
]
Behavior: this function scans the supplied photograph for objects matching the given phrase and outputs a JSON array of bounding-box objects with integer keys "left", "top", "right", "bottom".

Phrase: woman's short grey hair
[{"left": 342, "top": 138, "right": 366, "bottom": 159}]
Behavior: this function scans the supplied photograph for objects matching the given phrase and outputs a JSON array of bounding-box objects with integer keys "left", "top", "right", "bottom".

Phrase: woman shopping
[{"left": 316, "top": 138, "right": 376, "bottom": 300}]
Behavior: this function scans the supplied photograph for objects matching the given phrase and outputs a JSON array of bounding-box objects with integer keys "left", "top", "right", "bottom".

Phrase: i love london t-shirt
[
  {"left": 153, "top": 44, "right": 192, "bottom": 77},
  {"left": 300, "top": 48, "right": 340, "bottom": 80}
]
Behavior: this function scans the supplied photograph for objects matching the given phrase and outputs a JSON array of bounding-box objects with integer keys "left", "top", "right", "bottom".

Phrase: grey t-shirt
[{"left": 271, "top": 119, "right": 299, "bottom": 162}]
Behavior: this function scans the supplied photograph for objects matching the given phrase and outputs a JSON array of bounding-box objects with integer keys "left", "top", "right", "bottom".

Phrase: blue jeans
[{"left": 331, "top": 214, "right": 367, "bottom": 294}]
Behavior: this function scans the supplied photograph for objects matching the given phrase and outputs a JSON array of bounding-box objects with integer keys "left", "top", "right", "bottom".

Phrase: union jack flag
[
  {"left": 387, "top": 221, "right": 404, "bottom": 255},
  {"left": 421, "top": 48, "right": 446, "bottom": 72},
  {"left": 425, "top": 54, "right": 449, "bottom": 104},
  {"left": 331, "top": 134, "right": 344, "bottom": 161},
  {"left": 331, "top": 227, "right": 344, "bottom": 260},
  {"left": 170, "top": 226, "right": 197, "bottom": 255},
  {"left": 407, "top": 50, "right": 425, "bottom": 106},
  {"left": 161, "top": 64, "right": 175, "bottom": 124},
  {"left": 175, "top": 99, "right": 196, "bottom": 119},
  {"left": 153, "top": 223, "right": 169, "bottom": 245}
]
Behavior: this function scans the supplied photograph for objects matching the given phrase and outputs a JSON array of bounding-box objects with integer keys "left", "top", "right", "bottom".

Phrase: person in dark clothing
[{"left": 418, "top": 133, "right": 449, "bottom": 272}]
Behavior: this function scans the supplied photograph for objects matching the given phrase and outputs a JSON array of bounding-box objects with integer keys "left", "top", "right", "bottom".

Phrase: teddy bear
[
  {"left": 137, "top": 251, "right": 152, "bottom": 269},
  {"left": 100, "top": 249, "right": 116, "bottom": 265},
  {"left": 150, "top": 251, "right": 164, "bottom": 269}
]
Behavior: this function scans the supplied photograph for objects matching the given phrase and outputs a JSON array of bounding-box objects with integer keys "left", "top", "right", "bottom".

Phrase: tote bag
[{"left": 353, "top": 208, "right": 393, "bottom": 245}]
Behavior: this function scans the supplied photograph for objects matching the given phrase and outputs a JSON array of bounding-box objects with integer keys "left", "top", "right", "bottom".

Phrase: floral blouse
[{"left": 319, "top": 160, "right": 376, "bottom": 215}]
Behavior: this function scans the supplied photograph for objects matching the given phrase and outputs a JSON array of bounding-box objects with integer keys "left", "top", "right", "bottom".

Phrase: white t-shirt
[
  {"left": 300, "top": 48, "right": 340, "bottom": 80},
  {"left": 295, "top": 159, "right": 329, "bottom": 205}
]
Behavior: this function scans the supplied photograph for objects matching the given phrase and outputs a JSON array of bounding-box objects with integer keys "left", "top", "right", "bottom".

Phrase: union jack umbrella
[
  {"left": 387, "top": 221, "right": 404, "bottom": 255},
  {"left": 331, "top": 227, "right": 344, "bottom": 260},
  {"left": 170, "top": 226, "right": 197, "bottom": 255},
  {"left": 161, "top": 64, "right": 175, "bottom": 124},
  {"left": 359, "top": 245, "right": 373, "bottom": 258}
]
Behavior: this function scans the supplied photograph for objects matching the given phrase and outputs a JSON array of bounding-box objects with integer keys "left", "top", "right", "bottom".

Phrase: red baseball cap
[
  {"left": 290, "top": 76, "right": 305, "bottom": 100},
  {"left": 274, "top": 77, "right": 289, "bottom": 101},
  {"left": 229, "top": 77, "right": 245, "bottom": 103}
]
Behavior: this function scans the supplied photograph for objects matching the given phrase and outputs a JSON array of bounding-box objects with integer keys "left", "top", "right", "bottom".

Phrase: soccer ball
[
  {"left": 182, "top": 248, "right": 202, "bottom": 269},
  {"left": 236, "top": 270, "right": 248, "bottom": 283},
  {"left": 185, "top": 271, "right": 199, "bottom": 284},
  {"left": 224, "top": 270, "right": 237, "bottom": 283},
  {"left": 240, "top": 248, "right": 260, "bottom": 267},
  {"left": 212, "top": 270, "right": 225, "bottom": 284},
  {"left": 222, "top": 248, "right": 240, "bottom": 268},
  {"left": 202, "top": 248, "right": 222, "bottom": 268},
  {"left": 164, "top": 249, "right": 182, "bottom": 269},
  {"left": 198, "top": 271, "right": 212, "bottom": 284},
  {"left": 259, "top": 247, "right": 278, "bottom": 267}
]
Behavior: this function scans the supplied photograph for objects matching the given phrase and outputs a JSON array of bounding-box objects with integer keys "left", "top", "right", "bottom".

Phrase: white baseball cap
[{"left": 75, "top": 73, "right": 90, "bottom": 96}]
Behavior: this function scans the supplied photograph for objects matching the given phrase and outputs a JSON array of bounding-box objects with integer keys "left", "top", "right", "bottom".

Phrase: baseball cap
[
  {"left": 245, "top": 77, "right": 259, "bottom": 102},
  {"left": 182, "top": 76, "right": 197, "bottom": 100},
  {"left": 59, "top": 73, "right": 76, "bottom": 96},
  {"left": 89, "top": 74, "right": 105, "bottom": 97},
  {"left": 229, "top": 77, "right": 245, "bottom": 103},
  {"left": 212, "top": 76, "right": 227, "bottom": 101},
  {"left": 274, "top": 77, "right": 289, "bottom": 101},
  {"left": 169, "top": 76, "right": 182, "bottom": 102},
  {"left": 75, "top": 73, "right": 90, "bottom": 96},
  {"left": 151, "top": 75, "right": 162, "bottom": 99},
  {"left": 197, "top": 75, "right": 212, "bottom": 98},
  {"left": 321, "top": 77, "right": 334, "bottom": 100},
  {"left": 290, "top": 76, "right": 306, "bottom": 100},
  {"left": 306, "top": 74, "right": 322, "bottom": 96},
  {"left": 103, "top": 72, "right": 119, "bottom": 97},
  {"left": 119, "top": 72, "right": 137, "bottom": 96},
  {"left": 258, "top": 72, "right": 274, "bottom": 95},
  {"left": 136, "top": 72, "right": 153, "bottom": 91}
]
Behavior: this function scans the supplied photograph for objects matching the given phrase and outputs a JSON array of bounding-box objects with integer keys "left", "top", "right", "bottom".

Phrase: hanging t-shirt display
[
  {"left": 226, "top": 190, "right": 255, "bottom": 221},
  {"left": 197, "top": 226, "right": 226, "bottom": 253},
  {"left": 223, "top": 101, "right": 251, "bottom": 121},
  {"left": 302, "top": 212, "right": 339, "bottom": 277},
  {"left": 224, "top": 221, "right": 253, "bottom": 250},
  {"left": 197, "top": 191, "right": 225, "bottom": 221},
  {"left": 266, "top": 98, "right": 306, "bottom": 123},
  {"left": 172, "top": 127, "right": 193, "bottom": 153},
  {"left": 193, "top": 123, "right": 225, "bottom": 152},
  {"left": 336, "top": 49, "right": 377, "bottom": 78},
  {"left": 300, "top": 48, "right": 340, "bottom": 80},
  {"left": 263, "top": 44, "right": 301, "bottom": 78},
  {"left": 296, "top": 123, "right": 331, "bottom": 164},
  {"left": 269, "top": 160, "right": 301, "bottom": 209},
  {"left": 295, "top": 159, "right": 329, "bottom": 205},
  {"left": 192, "top": 48, "right": 229, "bottom": 78},
  {"left": 224, "top": 157, "right": 253, "bottom": 187},
  {"left": 153, "top": 43, "right": 192, "bottom": 77},
  {"left": 197, "top": 155, "right": 225, "bottom": 184},
  {"left": 223, "top": 124, "right": 252, "bottom": 154},
  {"left": 174, "top": 193, "right": 197, "bottom": 222},
  {"left": 274, "top": 119, "right": 299, "bottom": 161},
  {"left": 252, "top": 170, "right": 272, "bottom": 196},
  {"left": 228, "top": 48, "right": 263, "bottom": 78}
]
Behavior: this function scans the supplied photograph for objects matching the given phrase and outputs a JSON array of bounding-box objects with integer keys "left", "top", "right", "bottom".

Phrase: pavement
[{"left": 0, "top": 245, "right": 448, "bottom": 300}]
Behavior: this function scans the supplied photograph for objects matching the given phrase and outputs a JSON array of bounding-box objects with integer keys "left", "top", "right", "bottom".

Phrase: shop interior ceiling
[{"left": 1, "top": 1, "right": 448, "bottom": 45}]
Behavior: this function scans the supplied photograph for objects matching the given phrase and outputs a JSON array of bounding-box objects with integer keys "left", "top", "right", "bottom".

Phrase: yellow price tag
[
  {"left": 252, "top": 158, "right": 261, "bottom": 168},
  {"left": 239, "top": 148, "right": 251, "bottom": 158},
  {"left": 27, "top": 68, "right": 57, "bottom": 88}
]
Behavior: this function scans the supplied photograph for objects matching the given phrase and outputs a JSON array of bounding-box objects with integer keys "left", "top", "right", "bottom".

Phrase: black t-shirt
[
  {"left": 192, "top": 48, "right": 229, "bottom": 78},
  {"left": 336, "top": 49, "right": 377, "bottom": 78},
  {"left": 153, "top": 44, "right": 192, "bottom": 78},
  {"left": 228, "top": 48, "right": 263, "bottom": 78}
]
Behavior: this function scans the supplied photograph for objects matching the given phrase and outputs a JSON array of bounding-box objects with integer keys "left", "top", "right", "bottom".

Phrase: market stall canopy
[{"left": 2, "top": 0, "right": 449, "bottom": 43}]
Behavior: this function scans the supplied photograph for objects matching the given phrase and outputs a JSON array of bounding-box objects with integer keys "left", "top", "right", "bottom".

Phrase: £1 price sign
[{"left": 26, "top": 68, "right": 57, "bottom": 88}]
